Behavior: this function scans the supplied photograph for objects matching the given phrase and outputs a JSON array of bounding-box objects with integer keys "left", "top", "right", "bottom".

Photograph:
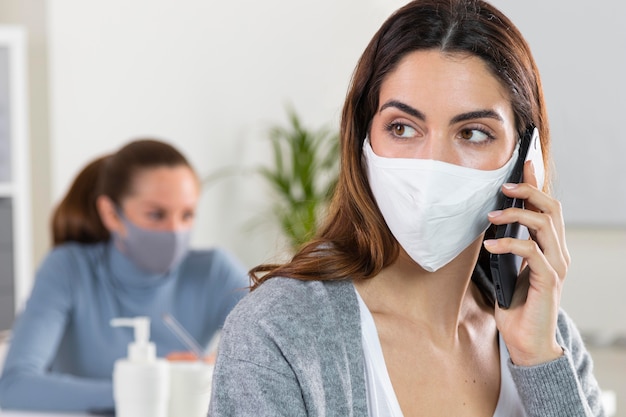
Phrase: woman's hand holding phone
[{"left": 484, "top": 161, "right": 571, "bottom": 366}]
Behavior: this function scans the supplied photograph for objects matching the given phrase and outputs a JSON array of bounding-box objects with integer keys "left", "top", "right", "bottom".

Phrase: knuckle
[
  {"left": 547, "top": 198, "right": 563, "bottom": 215},
  {"left": 563, "top": 249, "right": 572, "bottom": 267},
  {"left": 559, "top": 254, "right": 569, "bottom": 279},
  {"left": 528, "top": 239, "right": 542, "bottom": 257},
  {"left": 536, "top": 212, "right": 552, "bottom": 229},
  {"left": 549, "top": 270, "right": 561, "bottom": 289}
]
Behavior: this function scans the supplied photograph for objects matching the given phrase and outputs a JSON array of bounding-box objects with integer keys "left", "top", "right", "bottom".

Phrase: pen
[{"left": 162, "top": 313, "right": 204, "bottom": 360}]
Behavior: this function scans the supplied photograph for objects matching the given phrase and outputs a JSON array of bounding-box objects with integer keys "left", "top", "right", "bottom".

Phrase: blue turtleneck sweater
[{"left": 0, "top": 241, "right": 249, "bottom": 412}]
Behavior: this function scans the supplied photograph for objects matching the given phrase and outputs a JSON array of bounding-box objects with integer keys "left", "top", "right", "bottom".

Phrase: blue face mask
[{"left": 113, "top": 212, "right": 192, "bottom": 274}]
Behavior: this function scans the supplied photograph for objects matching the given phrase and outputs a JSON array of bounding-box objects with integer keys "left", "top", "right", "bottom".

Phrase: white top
[{"left": 356, "top": 289, "right": 527, "bottom": 417}]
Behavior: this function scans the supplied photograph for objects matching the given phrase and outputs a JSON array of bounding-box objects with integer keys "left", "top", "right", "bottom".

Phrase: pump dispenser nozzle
[{"left": 111, "top": 316, "right": 156, "bottom": 363}]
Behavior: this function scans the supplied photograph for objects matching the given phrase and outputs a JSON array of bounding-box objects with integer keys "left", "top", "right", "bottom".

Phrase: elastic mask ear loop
[
  {"left": 115, "top": 205, "right": 126, "bottom": 221},
  {"left": 112, "top": 205, "right": 134, "bottom": 253},
  {"left": 114, "top": 205, "right": 136, "bottom": 231}
]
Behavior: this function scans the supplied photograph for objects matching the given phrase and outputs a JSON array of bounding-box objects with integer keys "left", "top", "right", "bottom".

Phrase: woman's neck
[
  {"left": 107, "top": 239, "right": 175, "bottom": 288},
  {"left": 354, "top": 235, "right": 490, "bottom": 347}
]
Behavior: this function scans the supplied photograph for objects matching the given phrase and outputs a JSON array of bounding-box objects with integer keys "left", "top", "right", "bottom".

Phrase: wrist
[{"left": 509, "top": 343, "right": 564, "bottom": 367}]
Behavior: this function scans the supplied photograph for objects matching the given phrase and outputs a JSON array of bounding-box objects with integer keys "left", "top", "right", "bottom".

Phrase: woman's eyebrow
[
  {"left": 379, "top": 101, "right": 503, "bottom": 126},
  {"left": 379, "top": 100, "right": 426, "bottom": 121},
  {"left": 140, "top": 201, "right": 166, "bottom": 210},
  {"left": 450, "top": 110, "right": 503, "bottom": 124}
]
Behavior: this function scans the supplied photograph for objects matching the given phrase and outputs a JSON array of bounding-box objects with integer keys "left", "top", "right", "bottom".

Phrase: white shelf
[
  {"left": 0, "top": 25, "right": 31, "bottom": 329},
  {"left": 0, "top": 183, "right": 13, "bottom": 196}
]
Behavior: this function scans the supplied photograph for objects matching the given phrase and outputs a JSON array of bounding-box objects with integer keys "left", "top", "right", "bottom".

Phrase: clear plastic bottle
[{"left": 111, "top": 316, "right": 169, "bottom": 417}]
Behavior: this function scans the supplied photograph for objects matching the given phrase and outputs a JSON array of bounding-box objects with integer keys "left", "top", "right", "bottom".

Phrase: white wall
[
  {"left": 561, "top": 227, "right": 626, "bottom": 340},
  {"left": 47, "top": 0, "right": 625, "bottom": 337},
  {"left": 491, "top": 0, "right": 626, "bottom": 226},
  {"left": 47, "top": 0, "right": 407, "bottom": 268},
  {"left": 482, "top": 0, "right": 626, "bottom": 339}
]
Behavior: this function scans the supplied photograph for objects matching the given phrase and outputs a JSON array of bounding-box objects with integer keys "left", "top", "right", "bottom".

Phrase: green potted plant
[{"left": 257, "top": 106, "right": 339, "bottom": 250}]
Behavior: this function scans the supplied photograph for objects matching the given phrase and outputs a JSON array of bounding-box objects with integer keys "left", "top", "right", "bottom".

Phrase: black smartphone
[{"left": 490, "top": 126, "right": 544, "bottom": 308}]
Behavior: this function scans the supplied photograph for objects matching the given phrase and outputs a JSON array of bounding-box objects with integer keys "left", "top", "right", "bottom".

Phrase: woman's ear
[{"left": 96, "top": 195, "right": 123, "bottom": 234}]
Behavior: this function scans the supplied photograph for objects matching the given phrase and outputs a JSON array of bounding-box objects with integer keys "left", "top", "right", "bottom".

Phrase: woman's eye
[
  {"left": 459, "top": 129, "right": 491, "bottom": 143},
  {"left": 147, "top": 211, "right": 165, "bottom": 220},
  {"left": 182, "top": 211, "right": 195, "bottom": 221},
  {"left": 388, "top": 123, "right": 416, "bottom": 138}
]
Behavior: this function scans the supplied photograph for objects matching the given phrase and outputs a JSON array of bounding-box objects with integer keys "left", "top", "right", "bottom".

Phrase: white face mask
[{"left": 363, "top": 138, "right": 519, "bottom": 272}]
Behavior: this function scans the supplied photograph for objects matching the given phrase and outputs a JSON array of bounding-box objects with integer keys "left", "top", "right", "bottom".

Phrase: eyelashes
[
  {"left": 384, "top": 122, "right": 415, "bottom": 138},
  {"left": 458, "top": 127, "right": 496, "bottom": 144},
  {"left": 382, "top": 121, "right": 497, "bottom": 145}
]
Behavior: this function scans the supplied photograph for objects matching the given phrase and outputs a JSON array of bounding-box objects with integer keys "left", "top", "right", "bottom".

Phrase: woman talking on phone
[
  {"left": 0, "top": 139, "right": 249, "bottom": 412},
  {"left": 209, "top": 1, "right": 606, "bottom": 416}
]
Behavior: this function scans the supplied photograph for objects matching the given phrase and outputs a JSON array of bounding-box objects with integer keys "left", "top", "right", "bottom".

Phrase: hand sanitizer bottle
[{"left": 111, "top": 316, "right": 169, "bottom": 417}]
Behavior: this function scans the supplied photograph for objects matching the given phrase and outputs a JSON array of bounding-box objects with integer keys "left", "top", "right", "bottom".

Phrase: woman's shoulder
[
  {"left": 219, "top": 277, "right": 361, "bottom": 371},
  {"left": 223, "top": 277, "right": 358, "bottom": 339},
  {"left": 39, "top": 241, "right": 108, "bottom": 270},
  {"left": 183, "top": 246, "right": 237, "bottom": 264},
  {"left": 239, "top": 277, "right": 352, "bottom": 312},
  {"left": 31, "top": 242, "right": 109, "bottom": 293},
  {"left": 181, "top": 247, "right": 244, "bottom": 270},
  {"left": 179, "top": 247, "right": 248, "bottom": 285}
]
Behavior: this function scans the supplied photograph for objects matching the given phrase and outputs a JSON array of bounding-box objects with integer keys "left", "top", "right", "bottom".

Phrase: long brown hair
[
  {"left": 250, "top": 0, "right": 550, "bottom": 293},
  {"left": 51, "top": 139, "right": 194, "bottom": 246}
]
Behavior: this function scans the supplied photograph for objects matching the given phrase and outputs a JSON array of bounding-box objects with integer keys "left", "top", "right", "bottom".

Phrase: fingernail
[
  {"left": 503, "top": 183, "right": 518, "bottom": 190},
  {"left": 483, "top": 239, "right": 497, "bottom": 247},
  {"left": 488, "top": 210, "right": 502, "bottom": 218}
]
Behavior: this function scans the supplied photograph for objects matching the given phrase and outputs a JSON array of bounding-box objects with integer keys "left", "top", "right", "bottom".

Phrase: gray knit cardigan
[{"left": 209, "top": 278, "right": 605, "bottom": 417}]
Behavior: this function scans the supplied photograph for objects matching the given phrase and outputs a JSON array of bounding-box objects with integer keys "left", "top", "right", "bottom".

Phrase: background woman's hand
[
  {"left": 166, "top": 351, "right": 216, "bottom": 364},
  {"left": 484, "top": 160, "right": 570, "bottom": 366}
]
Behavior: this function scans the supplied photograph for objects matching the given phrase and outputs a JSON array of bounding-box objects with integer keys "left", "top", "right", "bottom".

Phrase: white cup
[{"left": 167, "top": 361, "right": 214, "bottom": 417}]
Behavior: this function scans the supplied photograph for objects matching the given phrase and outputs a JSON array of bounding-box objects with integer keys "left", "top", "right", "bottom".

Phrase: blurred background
[{"left": 0, "top": 0, "right": 624, "bottom": 414}]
